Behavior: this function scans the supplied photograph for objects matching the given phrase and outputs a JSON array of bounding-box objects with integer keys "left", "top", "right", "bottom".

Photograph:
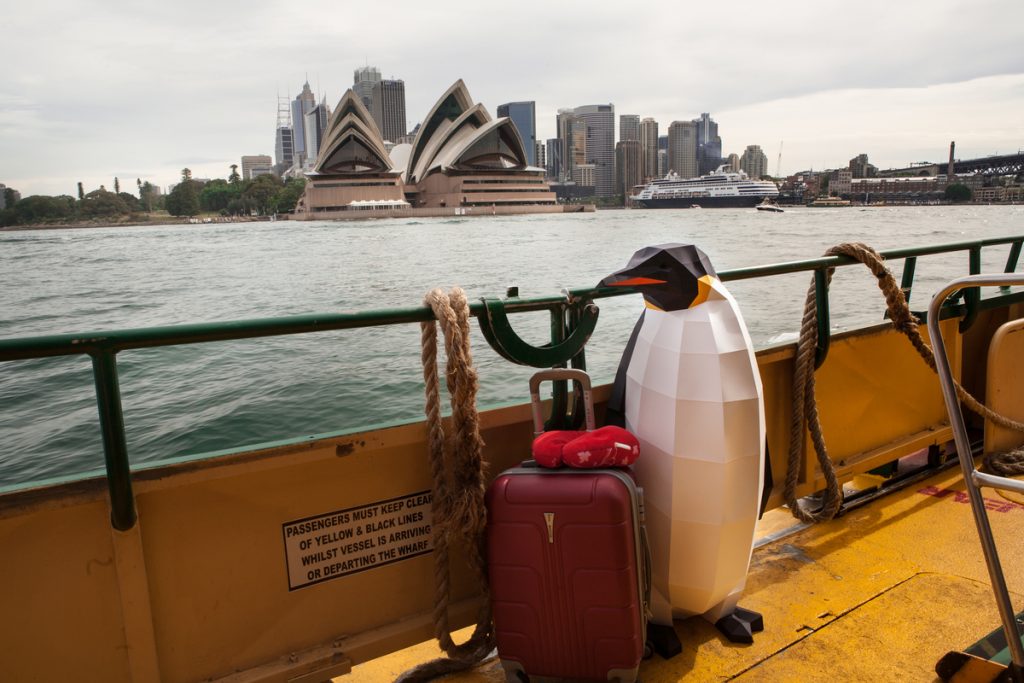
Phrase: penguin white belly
[{"left": 626, "top": 288, "right": 765, "bottom": 624}]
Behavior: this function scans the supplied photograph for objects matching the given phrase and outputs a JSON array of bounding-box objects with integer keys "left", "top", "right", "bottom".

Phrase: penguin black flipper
[
  {"left": 760, "top": 439, "right": 773, "bottom": 519},
  {"left": 715, "top": 606, "right": 765, "bottom": 644},
  {"left": 606, "top": 310, "right": 645, "bottom": 428}
]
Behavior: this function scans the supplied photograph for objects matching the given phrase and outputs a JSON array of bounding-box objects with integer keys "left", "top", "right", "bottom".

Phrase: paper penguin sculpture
[{"left": 601, "top": 244, "right": 766, "bottom": 644}]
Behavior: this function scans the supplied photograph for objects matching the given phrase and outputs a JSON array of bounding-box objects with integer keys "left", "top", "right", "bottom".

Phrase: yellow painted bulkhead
[{"left": 0, "top": 304, "right": 1018, "bottom": 682}]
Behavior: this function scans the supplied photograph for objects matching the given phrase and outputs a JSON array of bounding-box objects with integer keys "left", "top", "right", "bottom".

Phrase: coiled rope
[
  {"left": 787, "top": 242, "right": 1024, "bottom": 523},
  {"left": 396, "top": 287, "right": 495, "bottom": 682}
]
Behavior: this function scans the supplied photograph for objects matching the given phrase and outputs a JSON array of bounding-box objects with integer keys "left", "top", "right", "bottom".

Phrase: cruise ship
[{"left": 631, "top": 166, "right": 780, "bottom": 208}]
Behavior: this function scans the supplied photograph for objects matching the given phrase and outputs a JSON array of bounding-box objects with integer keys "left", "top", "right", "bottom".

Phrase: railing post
[
  {"left": 1003, "top": 240, "right": 1023, "bottom": 292},
  {"left": 814, "top": 268, "right": 831, "bottom": 369},
  {"left": 959, "top": 245, "right": 983, "bottom": 332},
  {"left": 90, "top": 349, "right": 137, "bottom": 531},
  {"left": 900, "top": 256, "right": 917, "bottom": 305}
]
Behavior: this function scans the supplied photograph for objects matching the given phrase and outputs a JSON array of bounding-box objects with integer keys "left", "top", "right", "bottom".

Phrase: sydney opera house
[{"left": 293, "top": 81, "right": 562, "bottom": 219}]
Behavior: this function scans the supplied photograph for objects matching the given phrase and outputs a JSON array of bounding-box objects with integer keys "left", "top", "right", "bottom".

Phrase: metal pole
[
  {"left": 90, "top": 349, "right": 137, "bottom": 531},
  {"left": 928, "top": 275, "right": 1024, "bottom": 674}
]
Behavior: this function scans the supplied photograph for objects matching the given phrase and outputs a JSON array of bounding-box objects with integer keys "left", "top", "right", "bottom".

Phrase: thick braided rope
[
  {"left": 396, "top": 288, "right": 494, "bottom": 682},
  {"left": 787, "top": 242, "right": 1024, "bottom": 523}
]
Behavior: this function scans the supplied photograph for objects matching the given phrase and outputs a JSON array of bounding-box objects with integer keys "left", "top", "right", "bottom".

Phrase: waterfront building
[
  {"left": 535, "top": 141, "right": 546, "bottom": 171},
  {"left": 353, "top": 66, "right": 381, "bottom": 111},
  {"left": 291, "top": 81, "right": 317, "bottom": 166},
  {"left": 304, "top": 100, "right": 331, "bottom": 166},
  {"left": 668, "top": 120, "right": 698, "bottom": 179},
  {"left": 657, "top": 149, "right": 668, "bottom": 178},
  {"left": 695, "top": 113, "right": 722, "bottom": 175},
  {"left": 740, "top": 144, "right": 768, "bottom": 179},
  {"left": 573, "top": 104, "right": 615, "bottom": 197},
  {"left": 658, "top": 135, "right": 668, "bottom": 152},
  {"left": 615, "top": 139, "right": 642, "bottom": 202},
  {"left": 725, "top": 153, "right": 740, "bottom": 172},
  {"left": 639, "top": 118, "right": 658, "bottom": 181},
  {"left": 371, "top": 79, "right": 407, "bottom": 143},
  {"left": 241, "top": 155, "right": 273, "bottom": 180},
  {"left": 849, "top": 153, "right": 877, "bottom": 178},
  {"left": 497, "top": 101, "right": 537, "bottom": 167},
  {"left": 573, "top": 163, "right": 596, "bottom": 188},
  {"left": 619, "top": 115, "right": 639, "bottom": 143},
  {"left": 546, "top": 138, "right": 560, "bottom": 179},
  {"left": 297, "top": 81, "right": 555, "bottom": 216}
]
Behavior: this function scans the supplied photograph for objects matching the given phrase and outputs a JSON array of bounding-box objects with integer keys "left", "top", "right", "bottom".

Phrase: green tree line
[{"left": 1, "top": 167, "right": 306, "bottom": 227}]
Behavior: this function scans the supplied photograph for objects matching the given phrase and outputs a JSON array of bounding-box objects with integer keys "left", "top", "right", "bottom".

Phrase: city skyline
[{"left": 1, "top": 1, "right": 1023, "bottom": 197}]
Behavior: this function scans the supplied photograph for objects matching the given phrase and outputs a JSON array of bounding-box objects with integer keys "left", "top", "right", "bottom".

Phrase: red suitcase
[{"left": 487, "top": 369, "right": 649, "bottom": 683}]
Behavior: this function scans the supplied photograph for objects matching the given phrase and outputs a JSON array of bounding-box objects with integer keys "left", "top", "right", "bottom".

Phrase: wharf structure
[{"left": 293, "top": 81, "right": 563, "bottom": 220}]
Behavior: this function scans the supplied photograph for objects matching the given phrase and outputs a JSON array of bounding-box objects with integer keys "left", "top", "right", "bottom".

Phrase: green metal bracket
[
  {"left": 90, "top": 349, "right": 137, "bottom": 531},
  {"left": 478, "top": 296, "right": 599, "bottom": 368},
  {"left": 901, "top": 256, "right": 918, "bottom": 306},
  {"left": 960, "top": 246, "right": 982, "bottom": 332},
  {"left": 814, "top": 268, "right": 831, "bottom": 369},
  {"left": 1003, "top": 241, "right": 1023, "bottom": 292}
]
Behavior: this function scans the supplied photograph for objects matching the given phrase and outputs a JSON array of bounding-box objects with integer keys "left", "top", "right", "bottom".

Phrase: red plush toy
[
  {"left": 531, "top": 430, "right": 582, "bottom": 468},
  {"left": 531, "top": 425, "right": 640, "bottom": 469},
  {"left": 564, "top": 426, "right": 640, "bottom": 468}
]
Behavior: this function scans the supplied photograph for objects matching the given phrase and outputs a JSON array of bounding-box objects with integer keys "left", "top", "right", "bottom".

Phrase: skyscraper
[
  {"left": 556, "top": 109, "right": 586, "bottom": 182},
  {"left": 353, "top": 66, "right": 381, "bottom": 111},
  {"left": 573, "top": 104, "right": 615, "bottom": 197},
  {"left": 694, "top": 113, "right": 722, "bottom": 175},
  {"left": 535, "top": 141, "right": 546, "bottom": 171},
  {"left": 371, "top": 79, "right": 407, "bottom": 143},
  {"left": 639, "top": 118, "right": 659, "bottom": 181},
  {"left": 304, "top": 99, "right": 330, "bottom": 165},
  {"left": 615, "top": 139, "right": 642, "bottom": 202},
  {"left": 241, "top": 155, "right": 273, "bottom": 180},
  {"left": 740, "top": 145, "right": 768, "bottom": 179},
  {"left": 291, "top": 81, "right": 317, "bottom": 166},
  {"left": 497, "top": 101, "right": 537, "bottom": 166},
  {"left": 274, "top": 95, "right": 293, "bottom": 173},
  {"left": 619, "top": 115, "right": 640, "bottom": 143},
  {"left": 546, "top": 138, "right": 560, "bottom": 179},
  {"left": 668, "top": 120, "right": 698, "bottom": 179}
]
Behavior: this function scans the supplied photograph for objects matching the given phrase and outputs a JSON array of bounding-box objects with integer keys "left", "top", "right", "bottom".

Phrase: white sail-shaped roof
[
  {"left": 313, "top": 90, "right": 394, "bottom": 175},
  {"left": 405, "top": 80, "right": 475, "bottom": 183},
  {"left": 409, "top": 103, "right": 492, "bottom": 183}
]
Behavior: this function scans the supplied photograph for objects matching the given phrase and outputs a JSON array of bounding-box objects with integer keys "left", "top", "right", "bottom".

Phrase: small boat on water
[
  {"left": 4, "top": 235, "right": 1024, "bottom": 681},
  {"left": 810, "top": 196, "right": 852, "bottom": 207},
  {"left": 756, "top": 198, "right": 784, "bottom": 212}
]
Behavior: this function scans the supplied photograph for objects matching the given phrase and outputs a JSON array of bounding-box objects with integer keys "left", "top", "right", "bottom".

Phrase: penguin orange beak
[{"left": 603, "top": 276, "right": 667, "bottom": 287}]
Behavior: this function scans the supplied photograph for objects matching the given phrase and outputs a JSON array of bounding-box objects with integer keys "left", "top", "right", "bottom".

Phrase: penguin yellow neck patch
[{"left": 689, "top": 275, "right": 716, "bottom": 308}]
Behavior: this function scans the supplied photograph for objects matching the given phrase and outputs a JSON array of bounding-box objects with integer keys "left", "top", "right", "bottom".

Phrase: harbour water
[{"left": 2, "top": 205, "right": 1023, "bottom": 489}]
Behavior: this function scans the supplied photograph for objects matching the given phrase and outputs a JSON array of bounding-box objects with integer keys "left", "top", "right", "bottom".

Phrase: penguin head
[{"left": 599, "top": 244, "right": 719, "bottom": 312}]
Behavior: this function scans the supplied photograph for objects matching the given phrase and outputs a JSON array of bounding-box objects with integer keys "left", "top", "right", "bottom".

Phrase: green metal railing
[{"left": 2, "top": 236, "right": 1023, "bottom": 531}]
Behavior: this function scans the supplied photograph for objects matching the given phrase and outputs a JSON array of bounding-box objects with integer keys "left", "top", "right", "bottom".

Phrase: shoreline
[{"left": 0, "top": 215, "right": 276, "bottom": 232}]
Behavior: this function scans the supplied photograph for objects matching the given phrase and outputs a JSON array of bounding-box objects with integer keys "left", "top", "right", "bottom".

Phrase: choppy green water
[{"left": 2, "top": 206, "right": 1023, "bottom": 489}]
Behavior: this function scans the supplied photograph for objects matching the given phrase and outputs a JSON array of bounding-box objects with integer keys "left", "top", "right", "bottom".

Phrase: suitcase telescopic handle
[{"left": 528, "top": 369, "right": 595, "bottom": 436}]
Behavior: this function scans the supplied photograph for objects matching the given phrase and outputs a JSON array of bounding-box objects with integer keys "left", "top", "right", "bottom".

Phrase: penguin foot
[
  {"left": 714, "top": 607, "right": 764, "bottom": 644},
  {"left": 646, "top": 622, "right": 682, "bottom": 660}
]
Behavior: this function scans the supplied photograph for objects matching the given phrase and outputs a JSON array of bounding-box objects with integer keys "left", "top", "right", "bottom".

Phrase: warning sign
[{"left": 282, "top": 491, "right": 433, "bottom": 590}]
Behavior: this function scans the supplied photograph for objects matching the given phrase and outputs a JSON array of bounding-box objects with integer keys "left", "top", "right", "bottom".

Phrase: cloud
[{"left": 1, "top": 0, "right": 1023, "bottom": 196}]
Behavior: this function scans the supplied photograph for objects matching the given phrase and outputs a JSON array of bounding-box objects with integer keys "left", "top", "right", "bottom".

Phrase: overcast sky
[{"left": 2, "top": 0, "right": 1023, "bottom": 197}]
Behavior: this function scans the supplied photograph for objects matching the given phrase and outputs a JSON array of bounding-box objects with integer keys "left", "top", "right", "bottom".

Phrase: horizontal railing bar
[
  {"left": 973, "top": 471, "right": 1024, "bottom": 496},
  {"left": 3, "top": 235, "right": 1023, "bottom": 362}
]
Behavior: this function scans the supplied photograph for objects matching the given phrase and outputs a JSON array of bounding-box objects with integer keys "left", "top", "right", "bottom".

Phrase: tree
[
  {"left": 3, "top": 186, "right": 18, "bottom": 208},
  {"left": 166, "top": 170, "right": 200, "bottom": 217},
  {"left": 11, "top": 195, "right": 76, "bottom": 224},
  {"left": 945, "top": 183, "right": 972, "bottom": 203},
  {"left": 243, "top": 173, "right": 284, "bottom": 215},
  {"left": 274, "top": 177, "right": 307, "bottom": 213},
  {"left": 229, "top": 164, "right": 241, "bottom": 184},
  {"left": 199, "top": 178, "right": 240, "bottom": 213},
  {"left": 114, "top": 177, "right": 120, "bottom": 194},
  {"left": 77, "top": 182, "right": 84, "bottom": 200},
  {"left": 139, "top": 181, "right": 157, "bottom": 212},
  {"left": 80, "top": 189, "right": 130, "bottom": 218}
]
